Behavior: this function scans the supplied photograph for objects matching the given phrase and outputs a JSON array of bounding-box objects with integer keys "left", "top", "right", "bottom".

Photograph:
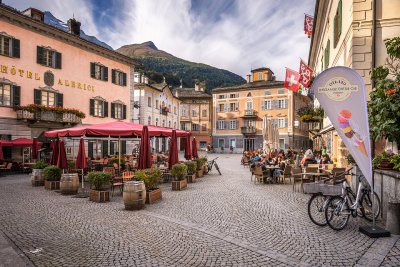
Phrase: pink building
[{"left": 0, "top": 5, "right": 140, "bottom": 161}]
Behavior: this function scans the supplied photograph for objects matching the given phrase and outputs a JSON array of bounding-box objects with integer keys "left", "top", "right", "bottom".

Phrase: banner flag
[
  {"left": 299, "top": 59, "right": 313, "bottom": 87},
  {"left": 284, "top": 68, "right": 300, "bottom": 92},
  {"left": 304, "top": 14, "right": 314, "bottom": 38},
  {"left": 312, "top": 67, "right": 373, "bottom": 188}
]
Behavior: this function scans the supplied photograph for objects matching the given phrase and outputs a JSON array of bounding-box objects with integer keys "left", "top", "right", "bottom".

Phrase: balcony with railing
[
  {"left": 241, "top": 109, "right": 258, "bottom": 118},
  {"left": 17, "top": 110, "right": 82, "bottom": 123},
  {"left": 241, "top": 126, "right": 257, "bottom": 135}
]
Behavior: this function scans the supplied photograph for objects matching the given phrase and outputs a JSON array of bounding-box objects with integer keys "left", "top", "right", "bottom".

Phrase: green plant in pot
[
  {"left": 193, "top": 158, "right": 202, "bottom": 172},
  {"left": 184, "top": 161, "right": 197, "bottom": 175},
  {"left": 44, "top": 166, "right": 62, "bottom": 181},
  {"left": 143, "top": 168, "right": 163, "bottom": 191},
  {"left": 87, "top": 172, "right": 111, "bottom": 191},
  {"left": 390, "top": 154, "right": 400, "bottom": 171},
  {"left": 171, "top": 163, "right": 188, "bottom": 181},
  {"left": 372, "top": 150, "right": 394, "bottom": 169},
  {"left": 110, "top": 158, "right": 126, "bottom": 165},
  {"left": 33, "top": 160, "right": 48, "bottom": 170}
]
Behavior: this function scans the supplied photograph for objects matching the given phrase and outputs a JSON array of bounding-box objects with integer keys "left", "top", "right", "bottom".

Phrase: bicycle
[
  {"left": 207, "top": 157, "right": 221, "bottom": 175},
  {"left": 306, "top": 168, "right": 353, "bottom": 227},
  {"left": 324, "top": 172, "right": 380, "bottom": 231}
]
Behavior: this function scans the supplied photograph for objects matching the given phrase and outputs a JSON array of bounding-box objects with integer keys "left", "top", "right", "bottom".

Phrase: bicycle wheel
[
  {"left": 214, "top": 162, "right": 221, "bottom": 175},
  {"left": 307, "top": 194, "right": 328, "bottom": 226},
  {"left": 360, "top": 191, "right": 380, "bottom": 221},
  {"left": 325, "top": 196, "right": 350, "bottom": 231}
]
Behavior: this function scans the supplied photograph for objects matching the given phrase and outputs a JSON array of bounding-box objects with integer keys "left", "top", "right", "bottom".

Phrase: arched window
[
  {"left": 247, "top": 92, "right": 252, "bottom": 97},
  {"left": 174, "top": 122, "right": 177, "bottom": 129},
  {"left": 155, "top": 118, "right": 159, "bottom": 126}
]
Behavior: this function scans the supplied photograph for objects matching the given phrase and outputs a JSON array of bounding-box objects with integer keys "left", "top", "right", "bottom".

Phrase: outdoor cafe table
[{"left": 301, "top": 172, "right": 330, "bottom": 182}]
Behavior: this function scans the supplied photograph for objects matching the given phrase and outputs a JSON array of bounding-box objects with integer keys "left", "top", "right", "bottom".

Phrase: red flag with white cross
[
  {"left": 299, "top": 59, "right": 313, "bottom": 87},
  {"left": 284, "top": 68, "right": 300, "bottom": 92}
]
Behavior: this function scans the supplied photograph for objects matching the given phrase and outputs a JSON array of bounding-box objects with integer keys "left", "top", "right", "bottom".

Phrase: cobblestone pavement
[{"left": 0, "top": 154, "right": 398, "bottom": 266}]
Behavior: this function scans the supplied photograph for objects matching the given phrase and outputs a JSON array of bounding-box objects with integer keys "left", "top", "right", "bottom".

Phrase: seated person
[
  {"left": 315, "top": 153, "right": 322, "bottom": 164},
  {"left": 321, "top": 154, "right": 332, "bottom": 164}
]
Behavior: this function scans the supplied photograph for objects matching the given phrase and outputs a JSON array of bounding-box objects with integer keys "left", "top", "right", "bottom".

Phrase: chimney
[
  {"left": 68, "top": 18, "right": 81, "bottom": 36},
  {"left": 144, "top": 76, "right": 149, "bottom": 84},
  {"left": 194, "top": 81, "right": 200, "bottom": 91},
  {"left": 179, "top": 79, "right": 183, "bottom": 88},
  {"left": 246, "top": 74, "right": 251, "bottom": 83}
]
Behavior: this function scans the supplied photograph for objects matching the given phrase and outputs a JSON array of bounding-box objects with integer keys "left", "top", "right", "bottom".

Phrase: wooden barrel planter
[
  {"left": 60, "top": 173, "right": 79, "bottom": 195},
  {"left": 196, "top": 168, "right": 204, "bottom": 178},
  {"left": 123, "top": 181, "right": 146, "bottom": 210},
  {"left": 31, "top": 169, "right": 45, "bottom": 186}
]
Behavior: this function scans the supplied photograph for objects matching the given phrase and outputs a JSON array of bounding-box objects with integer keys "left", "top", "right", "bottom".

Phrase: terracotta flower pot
[
  {"left": 146, "top": 188, "right": 162, "bottom": 204},
  {"left": 89, "top": 189, "right": 110, "bottom": 203},
  {"left": 378, "top": 161, "right": 394, "bottom": 170}
]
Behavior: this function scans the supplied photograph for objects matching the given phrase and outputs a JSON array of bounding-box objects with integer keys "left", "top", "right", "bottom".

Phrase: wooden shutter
[
  {"left": 261, "top": 100, "right": 265, "bottom": 110},
  {"left": 224, "top": 103, "right": 227, "bottom": 112},
  {"left": 36, "top": 46, "right": 43, "bottom": 64},
  {"left": 327, "top": 40, "right": 330, "bottom": 67},
  {"left": 334, "top": 16, "right": 337, "bottom": 47},
  {"left": 216, "top": 105, "right": 220, "bottom": 112},
  {"left": 338, "top": 0, "right": 342, "bottom": 37},
  {"left": 56, "top": 93, "right": 63, "bottom": 107},
  {"left": 121, "top": 140, "right": 126, "bottom": 155},
  {"left": 235, "top": 120, "right": 239, "bottom": 129},
  {"left": 103, "top": 101, "right": 108, "bottom": 117},
  {"left": 89, "top": 99, "right": 94, "bottom": 116},
  {"left": 123, "top": 73, "right": 127, "bottom": 86},
  {"left": 111, "top": 103, "right": 115, "bottom": 118},
  {"left": 123, "top": 104, "right": 127, "bottom": 119},
  {"left": 55, "top": 52, "right": 62, "bottom": 69},
  {"left": 90, "top": 63, "right": 95, "bottom": 78},
  {"left": 12, "top": 38, "right": 20, "bottom": 58},
  {"left": 102, "top": 140, "right": 108, "bottom": 157},
  {"left": 284, "top": 98, "right": 289, "bottom": 109},
  {"left": 88, "top": 142, "right": 93, "bottom": 158},
  {"left": 216, "top": 121, "right": 220, "bottom": 129},
  {"left": 112, "top": 69, "right": 116, "bottom": 84},
  {"left": 224, "top": 121, "right": 229, "bottom": 130},
  {"left": 103, "top": 67, "right": 108, "bottom": 81},
  {"left": 34, "top": 89, "right": 41, "bottom": 104},
  {"left": 110, "top": 142, "right": 115, "bottom": 155},
  {"left": 12, "top": 86, "right": 20, "bottom": 106},
  {"left": 285, "top": 118, "right": 288, "bottom": 128}
]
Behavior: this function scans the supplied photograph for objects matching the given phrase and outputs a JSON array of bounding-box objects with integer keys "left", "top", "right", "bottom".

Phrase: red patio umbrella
[
  {"left": 138, "top": 126, "right": 152, "bottom": 170},
  {"left": 168, "top": 130, "right": 179, "bottom": 168},
  {"left": 75, "top": 138, "right": 86, "bottom": 188},
  {"left": 184, "top": 132, "right": 192, "bottom": 160},
  {"left": 57, "top": 140, "right": 67, "bottom": 169},
  {"left": 0, "top": 143, "right": 3, "bottom": 161},
  {"left": 192, "top": 137, "right": 199, "bottom": 159},
  {"left": 32, "top": 137, "right": 38, "bottom": 160},
  {"left": 9, "top": 138, "right": 43, "bottom": 147},
  {"left": 50, "top": 140, "right": 59, "bottom": 165}
]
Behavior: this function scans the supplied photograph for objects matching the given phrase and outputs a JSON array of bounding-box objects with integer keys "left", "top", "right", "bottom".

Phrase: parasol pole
[{"left": 118, "top": 136, "right": 121, "bottom": 176}]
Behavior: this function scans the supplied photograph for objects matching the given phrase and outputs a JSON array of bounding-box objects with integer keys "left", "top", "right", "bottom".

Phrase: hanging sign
[{"left": 312, "top": 66, "right": 372, "bottom": 188}]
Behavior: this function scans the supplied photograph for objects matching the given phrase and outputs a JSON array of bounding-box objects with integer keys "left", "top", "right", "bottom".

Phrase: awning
[{"left": 9, "top": 138, "right": 43, "bottom": 147}]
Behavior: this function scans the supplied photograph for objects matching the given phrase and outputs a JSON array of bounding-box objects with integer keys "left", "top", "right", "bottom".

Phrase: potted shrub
[
  {"left": 171, "top": 163, "right": 188, "bottom": 190},
  {"left": 372, "top": 150, "right": 394, "bottom": 170},
  {"left": 194, "top": 158, "right": 203, "bottom": 177},
  {"left": 184, "top": 161, "right": 196, "bottom": 183},
  {"left": 87, "top": 172, "right": 111, "bottom": 202},
  {"left": 44, "top": 166, "right": 62, "bottom": 190},
  {"left": 137, "top": 168, "right": 163, "bottom": 204},
  {"left": 200, "top": 156, "right": 208, "bottom": 174},
  {"left": 31, "top": 160, "right": 48, "bottom": 186}
]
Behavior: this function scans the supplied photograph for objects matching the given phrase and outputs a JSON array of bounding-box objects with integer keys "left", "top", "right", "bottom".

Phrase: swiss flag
[{"left": 284, "top": 68, "right": 300, "bottom": 92}]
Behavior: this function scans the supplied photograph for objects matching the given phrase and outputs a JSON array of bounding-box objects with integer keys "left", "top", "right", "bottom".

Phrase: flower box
[
  {"left": 186, "top": 174, "right": 196, "bottom": 183},
  {"left": 172, "top": 179, "right": 187, "bottom": 191},
  {"left": 89, "top": 189, "right": 110, "bottom": 203},
  {"left": 44, "top": 181, "right": 60, "bottom": 190},
  {"left": 146, "top": 188, "right": 162, "bottom": 204},
  {"left": 196, "top": 168, "right": 203, "bottom": 178}
]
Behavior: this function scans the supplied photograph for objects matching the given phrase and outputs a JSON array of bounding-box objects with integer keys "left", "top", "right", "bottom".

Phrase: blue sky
[{"left": 5, "top": 0, "right": 316, "bottom": 80}]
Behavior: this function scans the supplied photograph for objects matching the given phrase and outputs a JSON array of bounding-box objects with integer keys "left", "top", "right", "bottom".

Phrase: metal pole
[{"left": 118, "top": 136, "right": 121, "bottom": 176}]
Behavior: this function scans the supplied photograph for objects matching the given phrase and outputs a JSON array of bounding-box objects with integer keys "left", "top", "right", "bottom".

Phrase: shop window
[
  {"left": 90, "top": 62, "right": 108, "bottom": 81},
  {"left": 37, "top": 46, "right": 61, "bottom": 69}
]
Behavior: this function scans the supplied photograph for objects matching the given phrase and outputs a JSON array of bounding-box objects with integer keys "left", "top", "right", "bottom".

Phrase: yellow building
[
  {"left": 212, "top": 68, "right": 311, "bottom": 153},
  {"left": 308, "top": 0, "right": 400, "bottom": 165}
]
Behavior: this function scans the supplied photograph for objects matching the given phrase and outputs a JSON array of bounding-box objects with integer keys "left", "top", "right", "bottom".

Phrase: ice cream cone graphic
[{"left": 338, "top": 109, "right": 368, "bottom": 158}]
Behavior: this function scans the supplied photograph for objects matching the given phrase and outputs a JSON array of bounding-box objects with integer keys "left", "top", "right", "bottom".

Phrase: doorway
[{"left": 243, "top": 138, "right": 254, "bottom": 152}]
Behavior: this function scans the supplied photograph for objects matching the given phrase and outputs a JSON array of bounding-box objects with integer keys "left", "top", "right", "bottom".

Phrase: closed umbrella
[
  {"left": 50, "top": 140, "right": 59, "bottom": 165},
  {"left": 75, "top": 138, "right": 86, "bottom": 188},
  {"left": 192, "top": 137, "right": 198, "bottom": 159},
  {"left": 57, "top": 140, "right": 68, "bottom": 169},
  {"left": 0, "top": 143, "right": 3, "bottom": 161},
  {"left": 168, "top": 130, "right": 179, "bottom": 168},
  {"left": 138, "top": 126, "right": 152, "bottom": 170},
  {"left": 32, "top": 137, "right": 38, "bottom": 160},
  {"left": 184, "top": 132, "right": 192, "bottom": 160}
]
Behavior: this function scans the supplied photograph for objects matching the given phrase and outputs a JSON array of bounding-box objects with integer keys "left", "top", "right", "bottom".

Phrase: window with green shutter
[
  {"left": 88, "top": 142, "right": 94, "bottom": 158},
  {"left": 326, "top": 40, "right": 330, "bottom": 68},
  {"left": 12, "top": 38, "right": 20, "bottom": 58},
  {"left": 56, "top": 93, "right": 63, "bottom": 107},
  {"left": 111, "top": 69, "right": 127, "bottom": 86},
  {"left": 91, "top": 63, "right": 108, "bottom": 81},
  {"left": 103, "top": 101, "right": 108, "bottom": 117},
  {"left": 334, "top": 0, "right": 342, "bottom": 48},
  {"left": 89, "top": 99, "right": 95, "bottom": 116},
  {"left": 36, "top": 46, "right": 62, "bottom": 69},
  {"left": 34, "top": 89, "right": 41, "bottom": 104},
  {"left": 111, "top": 102, "right": 115, "bottom": 118},
  {"left": 121, "top": 140, "right": 126, "bottom": 155},
  {"left": 0, "top": 35, "right": 20, "bottom": 58},
  {"left": 0, "top": 82, "right": 12, "bottom": 107},
  {"left": 102, "top": 140, "right": 108, "bottom": 158},
  {"left": 12, "top": 85, "right": 20, "bottom": 106}
]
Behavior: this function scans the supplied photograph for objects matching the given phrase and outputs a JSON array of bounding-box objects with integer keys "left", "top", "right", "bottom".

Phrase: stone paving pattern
[{"left": 0, "top": 154, "right": 398, "bottom": 266}]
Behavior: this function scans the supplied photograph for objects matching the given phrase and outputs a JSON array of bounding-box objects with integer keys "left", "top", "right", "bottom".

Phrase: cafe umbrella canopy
[{"left": 44, "top": 121, "right": 189, "bottom": 171}]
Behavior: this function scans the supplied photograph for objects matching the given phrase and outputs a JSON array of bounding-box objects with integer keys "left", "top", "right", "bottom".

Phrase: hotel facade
[
  {"left": 0, "top": 5, "right": 140, "bottom": 160},
  {"left": 211, "top": 68, "right": 312, "bottom": 153}
]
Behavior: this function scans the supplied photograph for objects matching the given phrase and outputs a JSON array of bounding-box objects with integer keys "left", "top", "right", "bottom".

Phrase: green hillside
[{"left": 132, "top": 56, "right": 245, "bottom": 92}]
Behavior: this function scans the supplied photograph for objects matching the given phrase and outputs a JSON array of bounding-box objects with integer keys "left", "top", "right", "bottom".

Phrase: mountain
[
  {"left": 116, "top": 42, "right": 246, "bottom": 91},
  {"left": 44, "top": 11, "right": 113, "bottom": 50}
]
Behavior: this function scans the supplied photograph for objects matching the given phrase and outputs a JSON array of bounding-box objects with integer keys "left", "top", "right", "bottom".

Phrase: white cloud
[{"left": 5, "top": 0, "right": 316, "bottom": 81}]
